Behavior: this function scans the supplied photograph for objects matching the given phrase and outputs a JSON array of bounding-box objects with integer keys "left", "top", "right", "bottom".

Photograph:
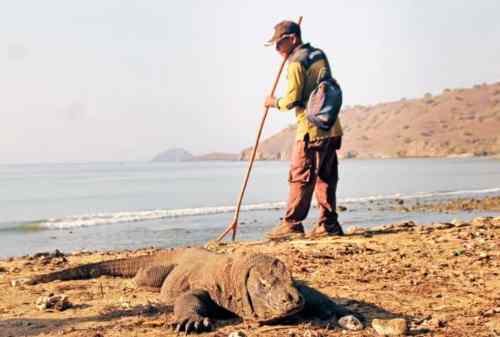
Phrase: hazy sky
[{"left": 2, "top": 1, "right": 500, "bottom": 163}]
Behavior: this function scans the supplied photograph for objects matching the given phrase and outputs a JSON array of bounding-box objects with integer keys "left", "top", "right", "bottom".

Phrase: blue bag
[{"left": 306, "top": 78, "right": 342, "bottom": 131}]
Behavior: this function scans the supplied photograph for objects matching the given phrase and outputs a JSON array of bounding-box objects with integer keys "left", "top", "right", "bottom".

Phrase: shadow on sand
[
  {"left": 0, "top": 303, "right": 172, "bottom": 337},
  {"left": 0, "top": 293, "right": 431, "bottom": 337}
]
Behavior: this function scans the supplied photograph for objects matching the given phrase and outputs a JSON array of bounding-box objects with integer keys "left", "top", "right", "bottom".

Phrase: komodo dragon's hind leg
[
  {"left": 134, "top": 265, "right": 175, "bottom": 292},
  {"left": 172, "top": 289, "right": 235, "bottom": 334}
]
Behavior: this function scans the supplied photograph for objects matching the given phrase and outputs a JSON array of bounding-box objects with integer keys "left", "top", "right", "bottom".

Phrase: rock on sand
[{"left": 372, "top": 318, "right": 408, "bottom": 336}]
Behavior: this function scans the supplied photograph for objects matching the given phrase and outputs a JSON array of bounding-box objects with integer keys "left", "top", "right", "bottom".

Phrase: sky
[{"left": 1, "top": 0, "right": 500, "bottom": 164}]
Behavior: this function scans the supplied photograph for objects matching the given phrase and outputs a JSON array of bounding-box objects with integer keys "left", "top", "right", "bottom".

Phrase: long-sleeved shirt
[{"left": 276, "top": 43, "right": 343, "bottom": 141}]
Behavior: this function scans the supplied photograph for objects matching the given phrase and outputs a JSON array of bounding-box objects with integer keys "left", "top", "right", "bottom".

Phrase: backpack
[
  {"left": 289, "top": 44, "right": 343, "bottom": 131},
  {"left": 306, "top": 77, "right": 343, "bottom": 131}
]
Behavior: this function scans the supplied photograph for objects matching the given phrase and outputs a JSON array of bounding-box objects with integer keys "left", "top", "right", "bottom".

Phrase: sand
[{"left": 0, "top": 208, "right": 499, "bottom": 336}]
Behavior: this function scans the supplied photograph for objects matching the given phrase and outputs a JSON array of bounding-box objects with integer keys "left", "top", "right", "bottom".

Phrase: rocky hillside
[{"left": 240, "top": 81, "right": 500, "bottom": 160}]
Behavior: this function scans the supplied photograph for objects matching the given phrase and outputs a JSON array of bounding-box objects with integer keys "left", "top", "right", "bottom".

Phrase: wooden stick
[{"left": 216, "top": 16, "right": 303, "bottom": 242}]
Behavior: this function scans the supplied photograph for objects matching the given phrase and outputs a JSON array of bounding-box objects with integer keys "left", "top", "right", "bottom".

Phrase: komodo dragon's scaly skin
[{"left": 27, "top": 247, "right": 361, "bottom": 334}]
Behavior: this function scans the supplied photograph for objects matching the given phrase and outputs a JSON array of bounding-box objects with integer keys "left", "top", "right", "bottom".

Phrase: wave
[
  {"left": 12, "top": 187, "right": 500, "bottom": 230},
  {"left": 340, "top": 187, "right": 500, "bottom": 202},
  {"left": 28, "top": 202, "right": 287, "bottom": 230}
]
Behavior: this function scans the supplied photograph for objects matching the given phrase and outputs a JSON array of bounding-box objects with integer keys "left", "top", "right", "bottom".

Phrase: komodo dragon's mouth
[
  {"left": 246, "top": 280, "right": 305, "bottom": 323},
  {"left": 257, "top": 295, "right": 305, "bottom": 324},
  {"left": 244, "top": 262, "right": 305, "bottom": 323}
]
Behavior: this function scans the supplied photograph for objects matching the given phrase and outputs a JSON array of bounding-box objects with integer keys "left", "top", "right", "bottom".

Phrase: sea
[{"left": 1, "top": 157, "right": 500, "bottom": 257}]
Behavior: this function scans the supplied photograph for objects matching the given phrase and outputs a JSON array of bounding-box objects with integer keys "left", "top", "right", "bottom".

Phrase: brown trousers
[{"left": 284, "top": 136, "right": 341, "bottom": 227}]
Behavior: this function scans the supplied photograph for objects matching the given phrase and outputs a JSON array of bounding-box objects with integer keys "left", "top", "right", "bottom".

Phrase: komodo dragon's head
[{"left": 230, "top": 253, "right": 304, "bottom": 323}]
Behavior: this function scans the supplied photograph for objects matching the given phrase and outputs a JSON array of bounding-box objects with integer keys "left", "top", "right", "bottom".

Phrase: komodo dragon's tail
[{"left": 28, "top": 253, "right": 170, "bottom": 284}]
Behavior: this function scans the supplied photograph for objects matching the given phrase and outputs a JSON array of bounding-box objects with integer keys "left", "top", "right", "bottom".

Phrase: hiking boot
[
  {"left": 265, "top": 223, "right": 305, "bottom": 240},
  {"left": 306, "top": 223, "right": 344, "bottom": 239}
]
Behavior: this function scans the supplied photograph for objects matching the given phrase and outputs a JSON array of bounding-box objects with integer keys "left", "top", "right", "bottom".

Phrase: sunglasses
[{"left": 275, "top": 35, "right": 293, "bottom": 51}]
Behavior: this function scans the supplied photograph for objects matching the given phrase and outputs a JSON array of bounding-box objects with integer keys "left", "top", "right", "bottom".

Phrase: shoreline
[
  {"left": 391, "top": 195, "right": 500, "bottom": 213},
  {"left": 1, "top": 193, "right": 500, "bottom": 259},
  {"left": 1, "top": 215, "right": 499, "bottom": 336},
  {"left": 4, "top": 154, "right": 500, "bottom": 166}
]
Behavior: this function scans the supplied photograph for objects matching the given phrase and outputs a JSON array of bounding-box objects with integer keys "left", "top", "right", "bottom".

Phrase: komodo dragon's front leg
[{"left": 172, "top": 289, "right": 235, "bottom": 334}]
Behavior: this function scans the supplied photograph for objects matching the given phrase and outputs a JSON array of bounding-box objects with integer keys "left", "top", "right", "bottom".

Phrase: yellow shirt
[{"left": 276, "top": 44, "right": 343, "bottom": 141}]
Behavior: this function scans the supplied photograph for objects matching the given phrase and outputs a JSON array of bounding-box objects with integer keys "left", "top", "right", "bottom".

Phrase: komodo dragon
[{"left": 26, "top": 247, "right": 363, "bottom": 333}]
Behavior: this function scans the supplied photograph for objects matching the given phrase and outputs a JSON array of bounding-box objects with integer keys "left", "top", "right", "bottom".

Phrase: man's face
[{"left": 275, "top": 35, "right": 297, "bottom": 58}]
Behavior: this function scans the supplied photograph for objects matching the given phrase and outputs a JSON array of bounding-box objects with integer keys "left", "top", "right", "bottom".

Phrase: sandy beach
[
  {"left": 2, "top": 2, "right": 500, "bottom": 336},
  {"left": 1, "top": 198, "right": 499, "bottom": 337}
]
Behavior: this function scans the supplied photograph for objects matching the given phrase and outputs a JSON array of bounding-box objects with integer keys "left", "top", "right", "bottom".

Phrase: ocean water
[{"left": 1, "top": 158, "right": 500, "bottom": 257}]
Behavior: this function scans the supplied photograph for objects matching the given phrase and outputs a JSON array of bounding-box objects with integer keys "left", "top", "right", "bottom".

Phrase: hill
[
  {"left": 152, "top": 148, "right": 239, "bottom": 162},
  {"left": 151, "top": 148, "right": 193, "bottom": 162},
  {"left": 240, "top": 81, "right": 500, "bottom": 160},
  {"left": 191, "top": 152, "right": 239, "bottom": 161}
]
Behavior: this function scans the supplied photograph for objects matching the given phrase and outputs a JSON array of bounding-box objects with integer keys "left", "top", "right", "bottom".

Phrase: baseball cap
[{"left": 265, "top": 20, "right": 301, "bottom": 47}]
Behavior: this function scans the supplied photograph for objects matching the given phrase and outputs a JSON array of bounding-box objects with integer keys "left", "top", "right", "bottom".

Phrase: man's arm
[{"left": 265, "top": 62, "right": 305, "bottom": 110}]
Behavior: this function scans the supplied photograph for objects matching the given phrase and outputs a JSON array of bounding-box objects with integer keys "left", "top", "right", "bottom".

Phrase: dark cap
[{"left": 265, "top": 20, "right": 301, "bottom": 46}]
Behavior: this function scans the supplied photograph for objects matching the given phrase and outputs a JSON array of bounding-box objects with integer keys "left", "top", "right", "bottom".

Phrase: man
[{"left": 264, "top": 20, "right": 344, "bottom": 239}]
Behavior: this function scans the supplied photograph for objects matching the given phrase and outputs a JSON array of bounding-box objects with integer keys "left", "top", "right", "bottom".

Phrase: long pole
[{"left": 216, "top": 16, "right": 303, "bottom": 242}]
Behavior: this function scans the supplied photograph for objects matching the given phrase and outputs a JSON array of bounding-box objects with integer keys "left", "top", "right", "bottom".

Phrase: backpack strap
[{"left": 292, "top": 44, "right": 334, "bottom": 84}]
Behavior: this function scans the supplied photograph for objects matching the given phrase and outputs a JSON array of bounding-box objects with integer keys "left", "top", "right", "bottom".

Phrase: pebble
[
  {"left": 32, "top": 249, "right": 65, "bottom": 259},
  {"left": 119, "top": 296, "right": 132, "bottom": 309},
  {"left": 478, "top": 252, "right": 490, "bottom": 260},
  {"left": 486, "top": 317, "right": 500, "bottom": 336},
  {"left": 396, "top": 221, "right": 416, "bottom": 229},
  {"left": 303, "top": 330, "right": 324, "bottom": 337},
  {"left": 11, "top": 278, "right": 31, "bottom": 287},
  {"left": 36, "top": 294, "right": 72, "bottom": 311},
  {"left": 435, "top": 223, "right": 454, "bottom": 230},
  {"left": 483, "top": 307, "right": 500, "bottom": 317},
  {"left": 338, "top": 315, "right": 363, "bottom": 331},
  {"left": 228, "top": 332, "right": 246, "bottom": 337},
  {"left": 10, "top": 279, "right": 21, "bottom": 287},
  {"left": 345, "top": 226, "right": 367, "bottom": 235},
  {"left": 372, "top": 318, "right": 408, "bottom": 336},
  {"left": 452, "top": 220, "right": 470, "bottom": 228},
  {"left": 428, "top": 315, "right": 447, "bottom": 328}
]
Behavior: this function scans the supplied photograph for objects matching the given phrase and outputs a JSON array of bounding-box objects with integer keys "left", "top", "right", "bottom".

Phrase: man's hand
[{"left": 264, "top": 96, "right": 277, "bottom": 108}]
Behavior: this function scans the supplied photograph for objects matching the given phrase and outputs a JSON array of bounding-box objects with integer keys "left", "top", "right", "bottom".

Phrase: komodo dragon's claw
[{"left": 173, "top": 316, "right": 213, "bottom": 334}]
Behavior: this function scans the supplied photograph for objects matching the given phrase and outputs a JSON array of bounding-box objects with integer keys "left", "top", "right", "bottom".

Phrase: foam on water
[
  {"left": 21, "top": 187, "right": 500, "bottom": 230},
  {"left": 32, "top": 202, "right": 286, "bottom": 229},
  {"left": 340, "top": 187, "right": 500, "bottom": 202}
]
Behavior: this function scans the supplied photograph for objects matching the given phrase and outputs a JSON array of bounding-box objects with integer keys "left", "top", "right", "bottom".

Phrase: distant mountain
[
  {"left": 192, "top": 152, "right": 239, "bottom": 161},
  {"left": 152, "top": 148, "right": 193, "bottom": 162},
  {"left": 240, "top": 81, "right": 500, "bottom": 160},
  {"left": 152, "top": 149, "right": 239, "bottom": 162}
]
